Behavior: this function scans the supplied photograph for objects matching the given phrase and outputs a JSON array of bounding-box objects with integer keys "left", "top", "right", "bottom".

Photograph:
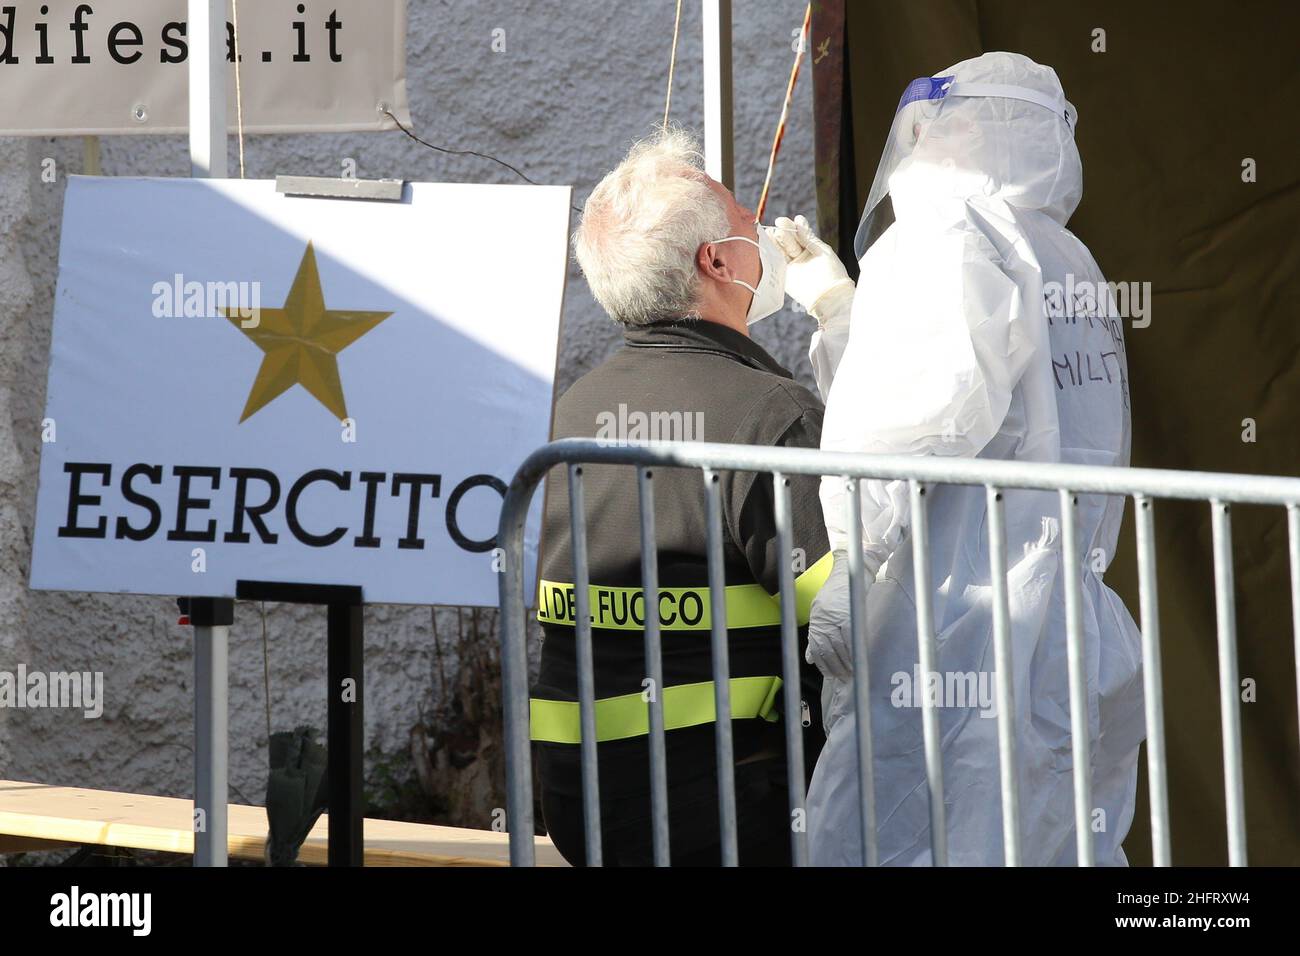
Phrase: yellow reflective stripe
[
  {"left": 537, "top": 580, "right": 771, "bottom": 630},
  {"left": 537, "top": 550, "right": 833, "bottom": 631},
  {"left": 529, "top": 676, "right": 783, "bottom": 744},
  {"left": 794, "top": 549, "right": 834, "bottom": 623}
]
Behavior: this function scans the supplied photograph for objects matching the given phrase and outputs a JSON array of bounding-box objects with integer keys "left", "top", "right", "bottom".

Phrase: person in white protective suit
[{"left": 789, "top": 51, "right": 1147, "bottom": 866}]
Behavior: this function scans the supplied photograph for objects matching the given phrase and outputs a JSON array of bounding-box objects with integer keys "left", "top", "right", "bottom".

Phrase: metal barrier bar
[
  {"left": 1059, "top": 489, "right": 1095, "bottom": 866},
  {"left": 1134, "top": 494, "right": 1171, "bottom": 866},
  {"left": 498, "top": 463, "right": 537, "bottom": 867},
  {"left": 1210, "top": 500, "right": 1247, "bottom": 866},
  {"left": 845, "top": 478, "right": 880, "bottom": 866},
  {"left": 985, "top": 485, "right": 1022, "bottom": 866},
  {"left": 567, "top": 464, "right": 602, "bottom": 866},
  {"left": 702, "top": 468, "right": 739, "bottom": 866},
  {"left": 1290, "top": 505, "right": 1300, "bottom": 772},
  {"left": 638, "top": 467, "right": 671, "bottom": 865},
  {"left": 518, "top": 438, "right": 1300, "bottom": 506},
  {"left": 909, "top": 480, "right": 947, "bottom": 866},
  {"left": 496, "top": 439, "right": 1300, "bottom": 867},
  {"left": 773, "top": 473, "right": 810, "bottom": 866}
]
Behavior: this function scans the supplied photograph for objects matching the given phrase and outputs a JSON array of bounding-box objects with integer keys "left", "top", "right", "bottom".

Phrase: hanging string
[
  {"left": 261, "top": 601, "right": 272, "bottom": 743},
  {"left": 232, "top": 0, "right": 247, "bottom": 178},
  {"left": 663, "top": 0, "right": 684, "bottom": 128},
  {"left": 755, "top": 3, "right": 811, "bottom": 222}
]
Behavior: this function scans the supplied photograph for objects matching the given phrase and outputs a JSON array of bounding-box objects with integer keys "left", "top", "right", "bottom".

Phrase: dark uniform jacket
[{"left": 533, "top": 318, "right": 831, "bottom": 800}]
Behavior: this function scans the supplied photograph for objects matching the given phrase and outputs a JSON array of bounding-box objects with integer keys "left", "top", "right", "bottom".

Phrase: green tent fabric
[{"left": 810, "top": 0, "right": 1300, "bottom": 865}]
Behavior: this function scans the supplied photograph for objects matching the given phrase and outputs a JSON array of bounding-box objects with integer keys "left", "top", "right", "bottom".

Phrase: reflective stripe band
[
  {"left": 529, "top": 676, "right": 783, "bottom": 744},
  {"left": 946, "top": 81, "right": 1075, "bottom": 129},
  {"left": 536, "top": 550, "right": 833, "bottom": 630},
  {"left": 795, "top": 550, "right": 835, "bottom": 619},
  {"left": 896, "top": 76, "right": 1074, "bottom": 131}
]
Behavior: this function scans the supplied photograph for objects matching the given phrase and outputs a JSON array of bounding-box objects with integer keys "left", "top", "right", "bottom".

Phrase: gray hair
[{"left": 573, "top": 127, "right": 731, "bottom": 327}]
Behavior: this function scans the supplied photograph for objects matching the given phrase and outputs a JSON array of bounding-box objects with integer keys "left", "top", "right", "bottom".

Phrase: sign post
[
  {"left": 189, "top": 0, "right": 227, "bottom": 180},
  {"left": 185, "top": 597, "right": 232, "bottom": 866},
  {"left": 191, "top": 587, "right": 231, "bottom": 872},
  {"left": 188, "top": 0, "right": 229, "bottom": 868},
  {"left": 236, "top": 581, "right": 365, "bottom": 866},
  {"left": 702, "top": 0, "right": 734, "bottom": 191}
]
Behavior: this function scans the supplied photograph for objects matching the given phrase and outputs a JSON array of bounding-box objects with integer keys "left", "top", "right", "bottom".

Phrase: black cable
[{"left": 382, "top": 108, "right": 582, "bottom": 214}]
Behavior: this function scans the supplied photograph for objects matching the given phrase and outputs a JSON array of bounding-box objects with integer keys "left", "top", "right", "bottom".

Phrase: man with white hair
[{"left": 530, "top": 128, "right": 852, "bottom": 865}]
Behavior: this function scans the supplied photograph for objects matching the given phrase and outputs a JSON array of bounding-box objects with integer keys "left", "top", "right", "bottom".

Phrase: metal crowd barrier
[{"left": 497, "top": 437, "right": 1300, "bottom": 867}]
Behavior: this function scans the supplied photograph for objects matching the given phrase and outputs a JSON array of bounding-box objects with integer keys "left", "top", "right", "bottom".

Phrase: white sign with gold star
[{"left": 30, "top": 175, "right": 571, "bottom": 605}]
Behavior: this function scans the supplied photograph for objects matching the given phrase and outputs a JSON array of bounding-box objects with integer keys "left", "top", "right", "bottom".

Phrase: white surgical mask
[{"left": 711, "top": 228, "right": 787, "bottom": 325}]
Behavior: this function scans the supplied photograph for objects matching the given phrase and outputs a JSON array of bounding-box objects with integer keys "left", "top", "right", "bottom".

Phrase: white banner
[
  {"left": 31, "top": 176, "right": 570, "bottom": 605},
  {"left": 0, "top": 0, "right": 410, "bottom": 135}
]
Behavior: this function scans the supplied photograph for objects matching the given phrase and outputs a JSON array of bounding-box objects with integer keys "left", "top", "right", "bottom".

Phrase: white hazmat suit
[{"left": 805, "top": 52, "right": 1146, "bottom": 866}]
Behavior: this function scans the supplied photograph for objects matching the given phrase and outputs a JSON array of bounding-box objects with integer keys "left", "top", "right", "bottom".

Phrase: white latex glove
[
  {"left": 766, "top": 214, "right": 855, "bottom": 325},
  {"left": 804, "top": 551, "right": 863, "bottom": 679}
]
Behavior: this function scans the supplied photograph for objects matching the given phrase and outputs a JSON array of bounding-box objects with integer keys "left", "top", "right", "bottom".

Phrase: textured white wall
[{"left": 0, "top": 0, "right": 819, "bottom": 820}]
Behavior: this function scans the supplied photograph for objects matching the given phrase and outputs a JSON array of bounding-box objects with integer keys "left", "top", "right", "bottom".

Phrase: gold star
[{"left": 224, "top": 242, "right": 392, "bottom": 423}]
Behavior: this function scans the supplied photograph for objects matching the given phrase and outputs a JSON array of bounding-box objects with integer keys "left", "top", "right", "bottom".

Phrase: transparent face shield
[{"left": 852, "top": 75, "right": 1078, "bottom": 261}]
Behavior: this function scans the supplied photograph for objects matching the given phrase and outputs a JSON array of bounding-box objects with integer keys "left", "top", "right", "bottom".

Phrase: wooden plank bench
[{"left": 0, "top": 780, "right": 566, "bottom": 866}]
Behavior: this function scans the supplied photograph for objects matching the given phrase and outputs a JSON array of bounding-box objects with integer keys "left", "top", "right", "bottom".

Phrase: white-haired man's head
[{"left": 573, "top": 127, "right": 763, "bottom": 332}]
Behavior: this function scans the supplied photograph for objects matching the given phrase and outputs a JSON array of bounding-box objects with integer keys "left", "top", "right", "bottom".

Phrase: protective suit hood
[{"left": 855, "top": 51, "right": 1082, "bottom": 259}]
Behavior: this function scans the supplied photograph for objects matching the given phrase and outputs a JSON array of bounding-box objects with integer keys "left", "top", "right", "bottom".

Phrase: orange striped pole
[{"left": 756, "top": 3, "right": 812, "bottom": 222}]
